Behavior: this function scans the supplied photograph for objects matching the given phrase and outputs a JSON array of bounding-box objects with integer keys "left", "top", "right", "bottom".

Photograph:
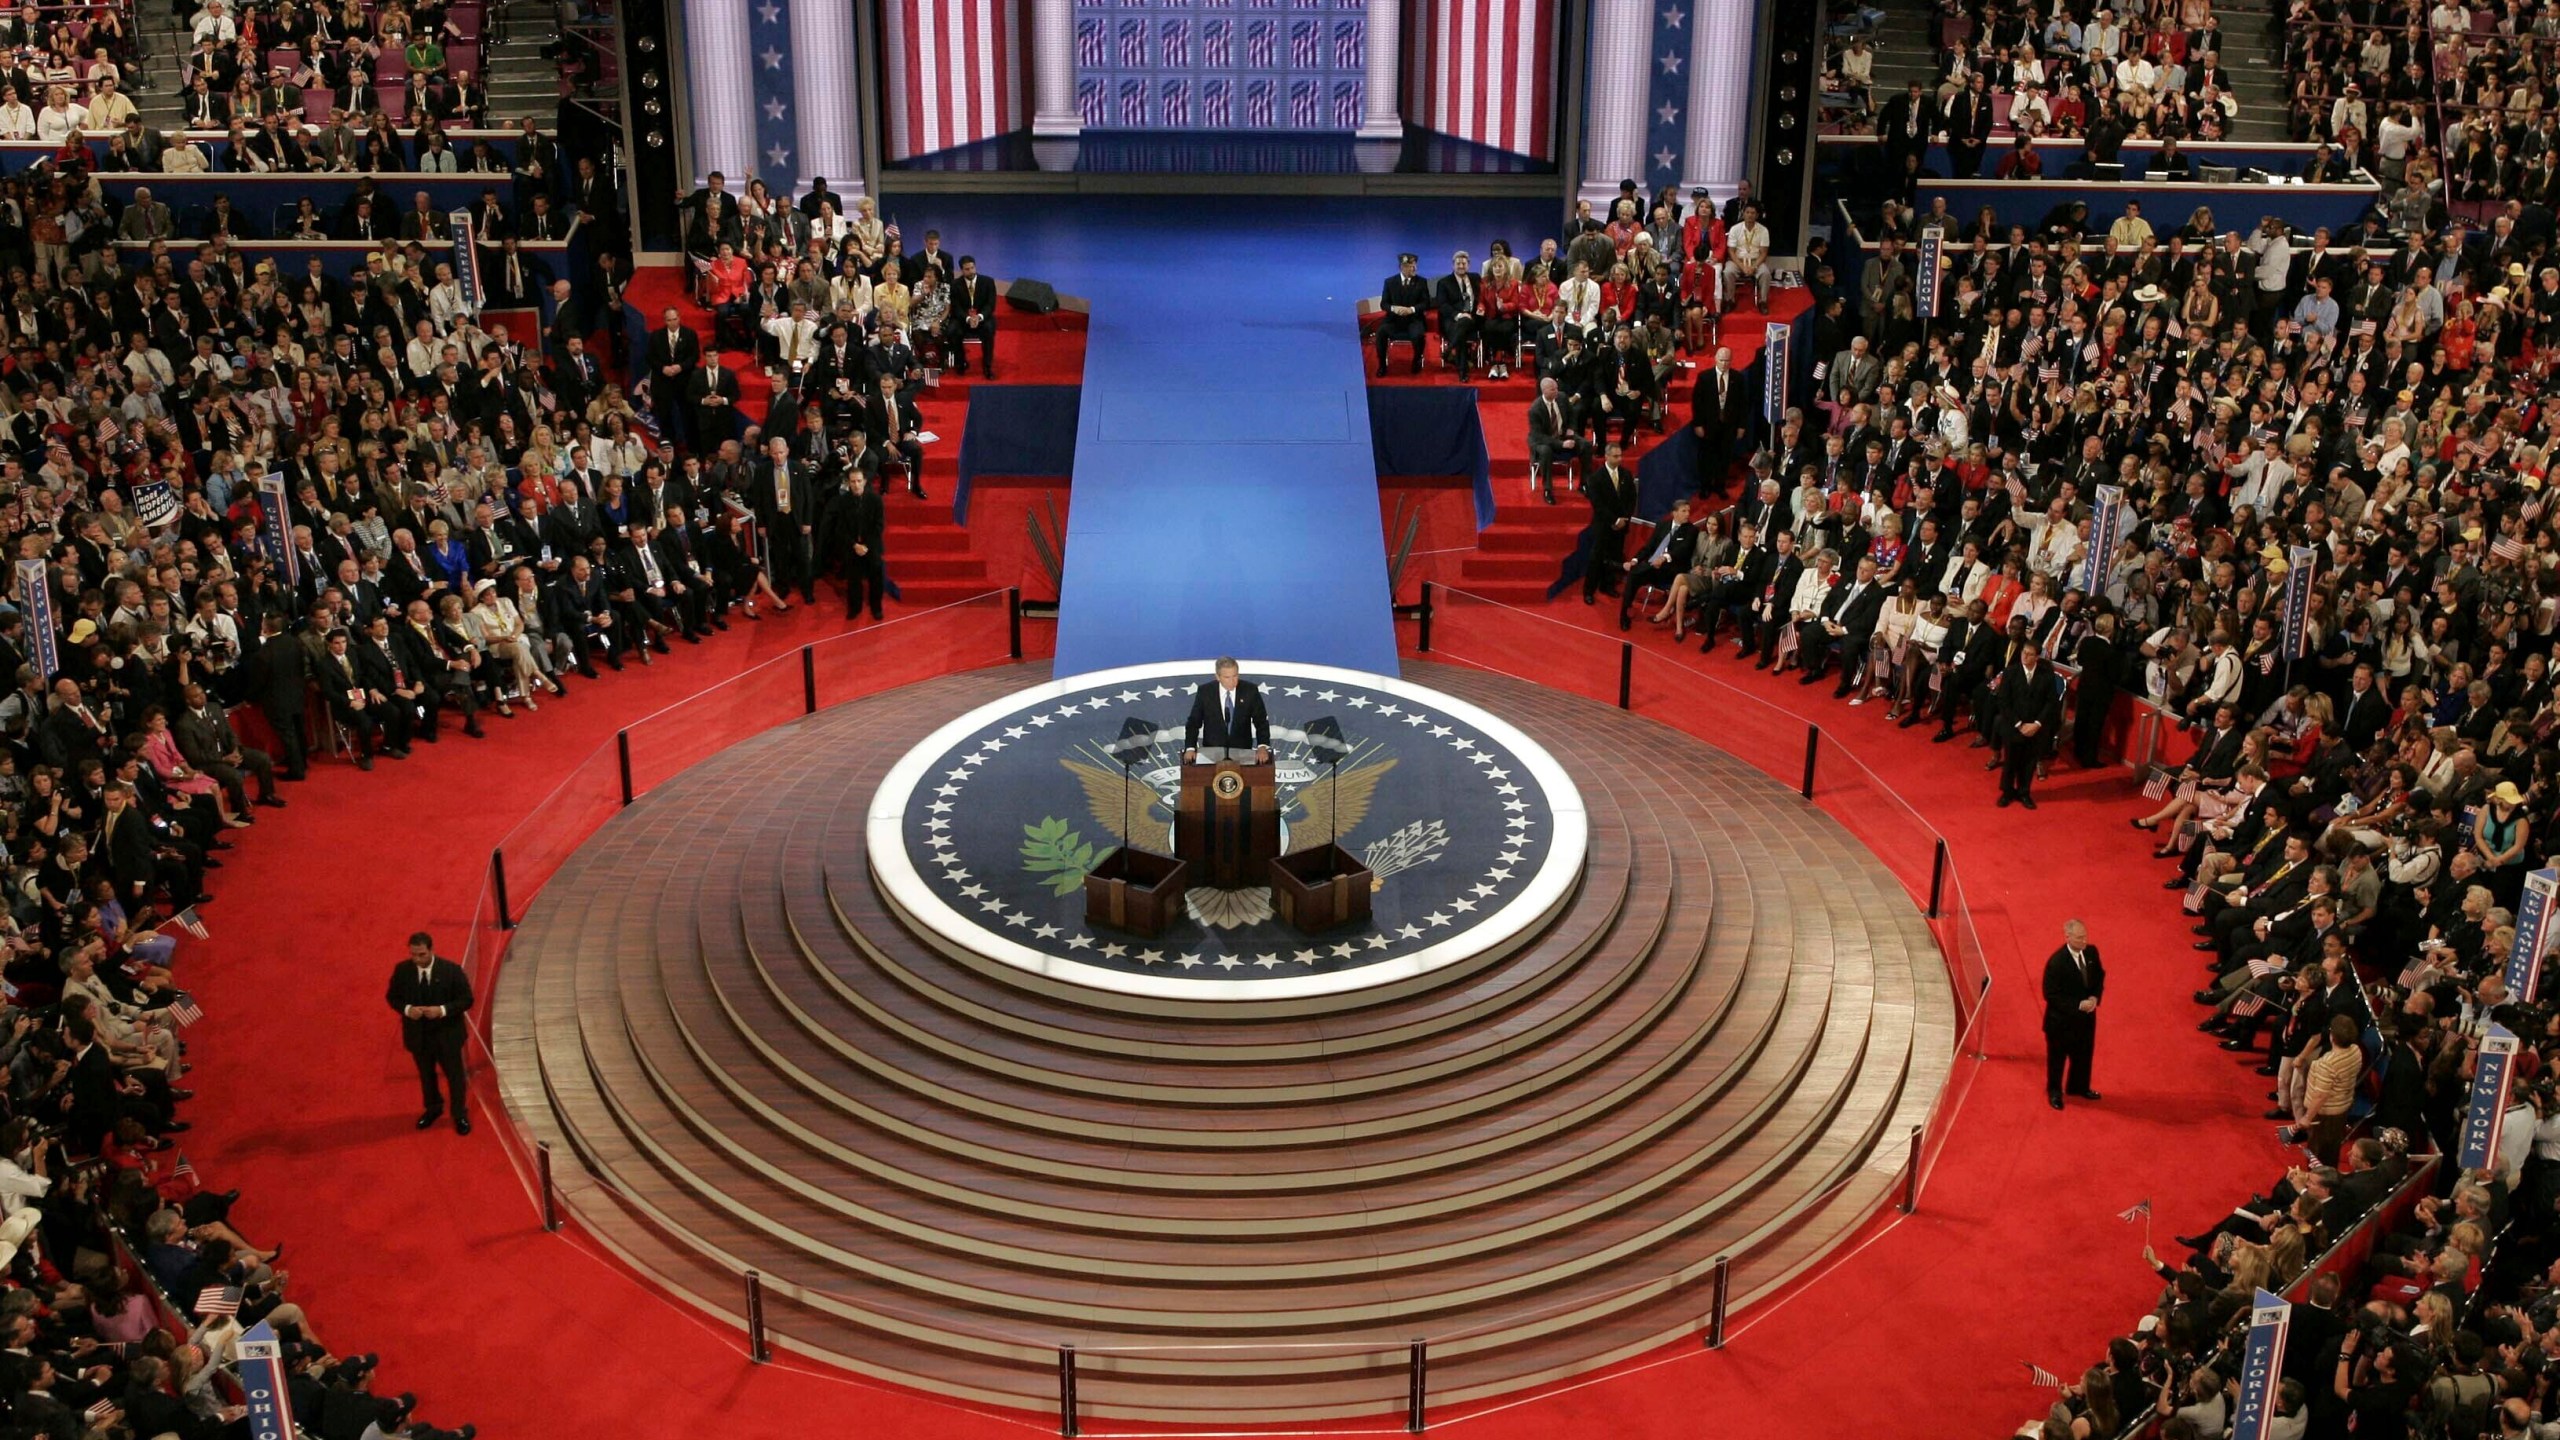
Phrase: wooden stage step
[{"left": 492, "top": 663, "right": 1953, "bottom": 1425}]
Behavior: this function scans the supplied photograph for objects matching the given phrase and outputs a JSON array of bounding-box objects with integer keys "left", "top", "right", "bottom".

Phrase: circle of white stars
[{"left": 909, "top": 681, "right": 1543, "bottom": 973}]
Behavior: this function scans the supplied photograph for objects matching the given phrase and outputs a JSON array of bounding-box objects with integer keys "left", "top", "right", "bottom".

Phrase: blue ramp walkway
[{"left": 909, "top": 196, "right": 1550, "bottom": 675}]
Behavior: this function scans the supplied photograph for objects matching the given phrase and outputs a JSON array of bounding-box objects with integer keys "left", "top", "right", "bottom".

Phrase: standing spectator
[{"left": 385, "top": 931, "right": 473, "bottom": 1135}]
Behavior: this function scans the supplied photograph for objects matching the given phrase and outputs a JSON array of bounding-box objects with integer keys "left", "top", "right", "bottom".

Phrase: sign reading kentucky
[{"left": 868, "top": 661, "right": 1589, "bottom": 1000}]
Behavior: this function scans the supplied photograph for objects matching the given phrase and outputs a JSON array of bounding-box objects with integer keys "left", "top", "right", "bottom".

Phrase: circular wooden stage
[{"left": 491, "top": 661, "right": 1956, "bottom": 1425}]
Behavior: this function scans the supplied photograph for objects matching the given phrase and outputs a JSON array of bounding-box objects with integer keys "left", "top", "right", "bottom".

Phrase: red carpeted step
[
  {"left": 1476, "top": 528, "right": 1580, "bottom": 554},
  {"left": 886, "top": 527, "right": 974, "bottom": 553},
  {"left": 890, "top": 555, "right": 991, "bottom": 581},
  {"left": 1460, "top": 555, "right": 1561, "bottom": 582}
]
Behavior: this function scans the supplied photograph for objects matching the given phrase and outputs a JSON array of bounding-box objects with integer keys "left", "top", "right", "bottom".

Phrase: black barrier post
[
  {"left": 1407, "top": 1340, "right": 1428, "bottom": 1432},
  {"left": 1058, "top": 1345, "right": 1079, "bottom": 1437},
  {"left": 1800, "top": 724, "right": 1819, "bottom": 800},
  {"left": 1617, "top": 642, "right": 1633, "bottom": 709},
  {"left": 744, "top": 1269, "right": 770, "bottom": 1363},
  {"left": 536, "top": 1140, "right": 559, "bottom": 1232},
  {"left": 1009, "top": 587, "right": 1024, "bottom": 659},
  {"left": 1900, "top": 1124, "right": 1923, "bottom": 1214},
  {"left": 1418, "top": 581, "right": 1434, "bottom": 653},
  {"left": 1705, "top": 1254, "right": 1732, "bottom": 1348},
  {"left": 1926, "top": 839, "right": 1947, "bottom": 919},
  {"left": 492, "top": 848, "right": 513, "bottom": 931},
  {"left": 616, "top": 731, "right": 633, "bottom": 807},
  {"left": 801, "top": 644, "right": 817, "bottom": 714}
]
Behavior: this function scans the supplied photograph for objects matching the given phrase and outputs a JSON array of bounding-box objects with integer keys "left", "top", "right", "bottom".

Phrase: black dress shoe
[
  {"left": 2162, "top": 877, "right": 2187, "bottom": 889},
  {"left": 416, "top": 1111, "right": 441, "bottom": 1130},
  {"left": 2048, "top": 1093, "right": 2065, "bottom": 1110},
  {"left": 2263, "top": 1108, "right": 2291, "bottom": 1120},
  {"left": 2253, "top": 1062, "right": 2281, "bottom": 1076},
  {"left": 255, "top": 796, "right": 285, "bottom": 809},
  {"left": 2193, "top": 991, "right": 2220, "bottom": 1005},
  {"left": 2019, "top": 795, "right": 2037, "bottom": 809},
  {"left": 454, "top": 1114, "right": 472, "bottom": 1136},
  {"left": 2193, "top": 941, "right": 2218, "bottom": 951},
  {"left": 2218, "top": 1037, "right": 2254, "bottom": 1052},
  {"left": 2066, "top": 1089, "right": 2100, "bottom": 1101}
]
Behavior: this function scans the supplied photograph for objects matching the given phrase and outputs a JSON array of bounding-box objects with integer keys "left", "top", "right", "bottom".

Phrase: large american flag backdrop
[
  {"left": 1401, "top": 0, "right": 1554, "bottom": 160},
  {"left": 881, "top": 0, "right": 1027, "bottom": 160},
  {"left": 1072, "top": 0, "right": 1368, "bottom": 133}
]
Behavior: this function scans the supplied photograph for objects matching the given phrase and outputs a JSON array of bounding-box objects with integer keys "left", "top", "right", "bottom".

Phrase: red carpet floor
[{"left": 172, "top": 577, "right": 2273, "bottom": 1439}]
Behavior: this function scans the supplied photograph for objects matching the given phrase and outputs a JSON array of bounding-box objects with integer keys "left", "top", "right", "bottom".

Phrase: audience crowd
[
  {"left": 0, "top": 0, "right": 1002, "bottom": 1429},
  {"left": 1390, "top": 3, "right": 2560, "bottom": 1422}
]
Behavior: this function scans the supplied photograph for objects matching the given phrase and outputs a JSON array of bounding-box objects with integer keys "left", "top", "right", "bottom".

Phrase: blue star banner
[
  {"left": 752, "top": 0, "right": 801, "bottom": 192},
  {"left": 1642, "top": 0, "right": 1687, "bottom": 193}
]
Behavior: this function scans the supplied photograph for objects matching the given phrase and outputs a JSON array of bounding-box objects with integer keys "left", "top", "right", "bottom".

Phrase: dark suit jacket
[
  {"left": 1691, "top": 366, "right": 1753, "bottom": 437},
  {"left": 385, "top": 956, "right": 473, "bottom": 1053},
  {"left": 1998, "top": 660, "right": 2064, "bottom": 751},
  {"left": 1821, "top": 576, "right": 1888, "bottom": 648},
  {"left": 1585, "top": 463, "right": 1637, "bottom": 528},
  {"left": 1185, "top": 681, "right": 1271, "bottom": 753},
  {"left": 2041, "top": 943, "right": 2106, "bottom": 1034}
]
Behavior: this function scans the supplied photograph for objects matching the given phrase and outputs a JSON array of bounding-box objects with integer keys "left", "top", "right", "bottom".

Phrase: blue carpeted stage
[{"left": 900, "top": 195, "right": 1550, "bottom": 676}]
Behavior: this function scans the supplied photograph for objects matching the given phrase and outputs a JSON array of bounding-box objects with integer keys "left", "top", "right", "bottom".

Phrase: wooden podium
[{"left": 1175, "top": 759, "right": 1281, "bottom": 888}]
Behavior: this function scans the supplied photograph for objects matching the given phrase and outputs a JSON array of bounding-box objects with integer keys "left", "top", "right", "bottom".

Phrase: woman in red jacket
[
  {"left": 702, "top": 241, "right": 752, "bottom": 341},
  {"left": 1479, "top": 256, "right": 1524, "bottom": 379},
  {"left": 1598, "top": 261, "right": 1640, "bottom": 330}
]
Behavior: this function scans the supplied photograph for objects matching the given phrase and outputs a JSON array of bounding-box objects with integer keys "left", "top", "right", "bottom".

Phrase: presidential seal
[{"left": 867, "top": 660, "right": 1588, "bottom": 1000}]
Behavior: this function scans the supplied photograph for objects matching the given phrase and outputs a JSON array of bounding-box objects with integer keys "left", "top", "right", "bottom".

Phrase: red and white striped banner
[
  {"left": 1402, "top": 0, "right": 1555, "bottom": 161},
  {"left": 882, "top": 0, "right": 1026, "bottom": 160}
]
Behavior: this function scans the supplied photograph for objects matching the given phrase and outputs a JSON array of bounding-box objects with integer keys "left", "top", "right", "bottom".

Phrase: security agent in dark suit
[
  {"left": 2042, "top": 919, "right": 2105, "bottom": 1108},
  {"left": 248, "top": 610, "right": 310, "bottom": 780},
  {"left": 1580, "top": 442, "right": 1638, "bottom": 604},
  {"left": 946, "top": 256, "right": 999, "bottom": 378},
  {"left": 1183, "top": 657, "right": 1271, "bottom": 762},
  {"left": 686, "top": 351, "right": 743, "bottom": 454},
  {"left": 1796, "top": 554, "right": 1887, "bottom": 693},
  {"left": 750, "top": 434, "right": 819, "bottom": 604},
  {"left": 386, "top": 931, "right": 474, "bottom": 1133},
  {"left": 1377, "top": 254, "right": 1431, "bottom": 376},
  {"left": 1995, "top": 638, "right": 2064, "bottom": 808},
  {"left": 833, "top": 467, "right": 887, "bottom": 621},
  {"left": 644, "top": 310, "right": 701, "bottom": 446},
  {"left": 1689, "top": 348, "right": 1753, "bottom": 496}
]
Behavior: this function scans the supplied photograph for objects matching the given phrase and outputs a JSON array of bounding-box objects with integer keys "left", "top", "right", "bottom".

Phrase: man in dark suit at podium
[{"left": 1183, "top": 657, "right": 1271, "bottom": 763}]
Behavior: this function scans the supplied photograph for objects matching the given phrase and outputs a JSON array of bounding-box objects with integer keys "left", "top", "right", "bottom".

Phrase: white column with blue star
[
  {"left": 1578, "top": 0, "right": 1650, "bottom": 204},
  {"left": 1682, "top": 0, "right": 1758, "bottom": 198},
  {"left": 791, "top": 0, "right": 863, "bottom": 191},
  {"left": 683, "top": 0, "right": 755, "bottom": 181},
  {"left": 751, "top": 0, "right": 803, "bottom": 194},
  {"left": 1636, "top": 0, "right": 1690, "bottom": 205}
]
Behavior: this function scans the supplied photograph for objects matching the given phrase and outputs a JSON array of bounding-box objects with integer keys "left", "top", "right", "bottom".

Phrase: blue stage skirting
[
  {"left": 95, "top": 173, "right": 501, "bottom": 235},
  {"left": 897, "top": 195, "right": 1551, "bottom": 677},
  {"left": 955, "top": 384, "right": 1083, "bottom": 523},
  {"left": 1913, "top": 178, "right": 2383, "bottom": 235},
  {"left": 1368, "top": 386, "right": 1493, "bottom": 529},
  {"left": 1821, "top": 136, "right": 2335, "bottom": 183}
]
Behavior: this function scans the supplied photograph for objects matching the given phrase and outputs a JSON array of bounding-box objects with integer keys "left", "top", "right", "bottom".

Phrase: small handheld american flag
[
  {"left": 169, "top": 906, "right": 208, "bottom": 939},
  {"left": 172, "top": 1152, "right": 196, "bottom": 1182},
  {"left": 2232, "top": 992, "right": 2270, "bottom": 1018},
  {"left": 2025, "top": 1361, "right": 2066, "bottom": 1387},
  {"left": 166, "top": 997, "right": 204, "bottom": 1028},
  {"left": 82, "top": 1399, "right": 114, "bottom": 1426},
  {"left": 2117, "top": 1199, "right": 2152, "bottom": 1223},
  {"left": 192, "top": 1285, "right": 241, "bottom": 1318}
]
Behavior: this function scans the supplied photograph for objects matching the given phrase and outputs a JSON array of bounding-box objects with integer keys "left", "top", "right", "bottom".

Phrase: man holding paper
[{"left": 1183, "top": 657, "right": 1270, "bottom": 764}]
